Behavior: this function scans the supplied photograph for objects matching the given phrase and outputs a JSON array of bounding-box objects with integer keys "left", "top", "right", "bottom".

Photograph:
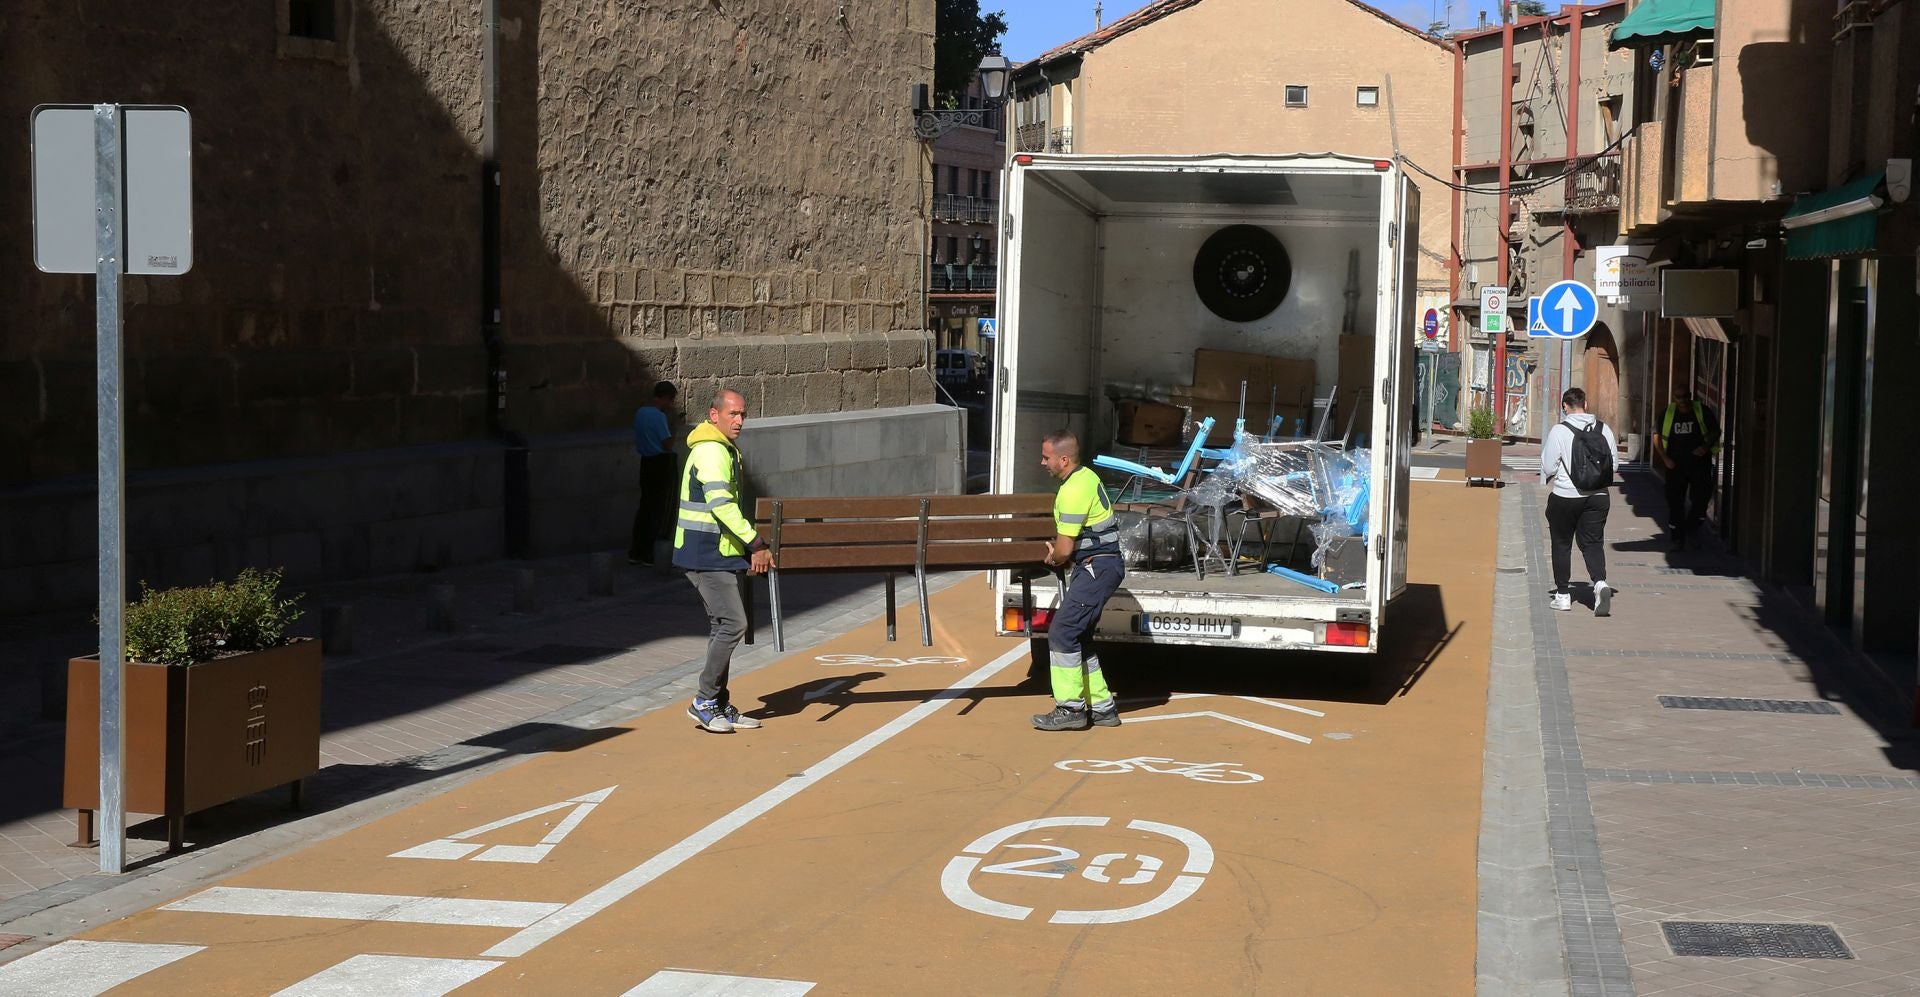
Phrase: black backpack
[{"left": 1563, "top": 420, "right": 1613, "bottom": 491}]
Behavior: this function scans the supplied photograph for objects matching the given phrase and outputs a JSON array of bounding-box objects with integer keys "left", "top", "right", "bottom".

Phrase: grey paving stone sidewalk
[
  {"left": 1483, "top": 470, "right": 1920, "bottom": 996},
  {"left": 0, "top": 552, "right": 954, "bottom": 927}
]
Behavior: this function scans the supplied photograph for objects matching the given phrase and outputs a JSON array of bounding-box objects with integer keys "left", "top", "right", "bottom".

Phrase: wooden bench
[{"left": 753, "top": 494, "right": 1058, "bottom": 650}]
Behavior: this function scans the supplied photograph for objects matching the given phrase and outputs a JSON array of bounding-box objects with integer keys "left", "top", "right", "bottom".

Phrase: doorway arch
[{"left": 1584, "top": 324, "right": 1621, "bottom": 439}]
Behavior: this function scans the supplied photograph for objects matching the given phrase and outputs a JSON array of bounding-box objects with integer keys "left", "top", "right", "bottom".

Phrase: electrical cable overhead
[{"left": 1396, "top": 126, "right": 1636, "bottom": 197}]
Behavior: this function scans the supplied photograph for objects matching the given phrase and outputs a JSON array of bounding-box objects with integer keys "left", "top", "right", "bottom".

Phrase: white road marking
[
  {"left": 623, "top": 969, "right": 816, "bottom": 995},
  {"left": 271, "top": 955, "right": 501, "bottom": 996},
  {"left": 942, "top": 816, "right": 1215, "bottom": 925},
  {"left": 391, "top": 787, "right": 616, "bottom": 864},
  {"left": 1165, "top": 693, "right": 1328, "bottom": 718},
  {"left": 0, "top": 940, "right": 204, "bottom": 996},
  {"left": 161, "top": 887, "right": 563, "bottom": 928},
  {"left": 484, "top": 641, "right": 1034, "bottom": 958},
  {"left": 1124, "top": 710, "right": 1313, "bottom": 744},
  {"left": 1411, "top": 466, "right": 1441, "bottom": 479}
]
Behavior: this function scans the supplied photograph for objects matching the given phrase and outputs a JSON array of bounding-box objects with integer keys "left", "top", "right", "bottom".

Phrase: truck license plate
[{"left": 1136, "top": 614, "right": 1239, "bottom": 638}]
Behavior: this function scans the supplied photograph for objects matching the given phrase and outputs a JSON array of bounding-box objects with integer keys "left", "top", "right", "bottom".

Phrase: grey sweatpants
[{"left": 686, "top": 569, "right": 747, "bottom": 704}]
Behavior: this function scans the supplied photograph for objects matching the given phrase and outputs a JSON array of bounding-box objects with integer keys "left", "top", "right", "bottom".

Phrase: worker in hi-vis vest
[
  {"left": 1651, "top": 387, "right": 1720, "bottom": 550},
  {"left": 673, "top": 388, "right": 772, "bottom": 734},
  {"left": 1033, "top": 429, "right": 1124, "bottom": 732}
]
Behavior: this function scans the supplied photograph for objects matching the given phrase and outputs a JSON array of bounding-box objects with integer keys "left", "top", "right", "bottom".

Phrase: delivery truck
[{"left": 990, "top": 153, "right": 1418, "bottom": 654}]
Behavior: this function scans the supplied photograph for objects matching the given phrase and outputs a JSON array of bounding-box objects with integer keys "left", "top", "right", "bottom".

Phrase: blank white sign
[{"left": 31, "top": 104, "right": 193, "bottom": 276}]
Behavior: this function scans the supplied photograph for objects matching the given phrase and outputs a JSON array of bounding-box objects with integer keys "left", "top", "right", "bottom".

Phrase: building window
[
  {"left": 1285, "top": 85, "right": 1309, "bottom": 108},
  {"left": 280, "top": 0, "right": 345, "bottom": 60},
  {"left": 1356, "top": 86, "right": 1380, "bottom": 108},
  {"left": 947, "top": 236, "right": 959, "bottom": 263},
  {"left": 287, "top": 0, "right": 336, "bottom": 40}
]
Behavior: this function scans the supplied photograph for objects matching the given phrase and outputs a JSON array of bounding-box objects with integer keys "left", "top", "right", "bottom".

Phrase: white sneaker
[
  {"left": 1550, "top": 591, "right": 1572, "bottom": 612},
  {"left": 1593, "top": 581, "right": 1613, "bottom": 617}
]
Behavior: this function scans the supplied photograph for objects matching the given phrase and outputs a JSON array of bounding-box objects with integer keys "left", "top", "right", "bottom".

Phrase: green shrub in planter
[
  {"left": 122, "top": 568, "right": 304, "bottom": 666},
  {"left": 1466, "top": 405, "right": 1498, "bottom": 440}
]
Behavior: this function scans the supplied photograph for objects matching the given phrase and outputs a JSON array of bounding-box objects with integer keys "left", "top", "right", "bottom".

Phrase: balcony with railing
[
  {"left": 933, "top": 194, "right": 1001, "bottom": 224},
  {"left": 1564, "top": 153, "right": 1622, "bottom": 215},
  {"left": 1013, "top": 123, "right": 1071, "bottom": 154},
  {"left": 929, "top": 261, "right": 998, "bottom": 294}
]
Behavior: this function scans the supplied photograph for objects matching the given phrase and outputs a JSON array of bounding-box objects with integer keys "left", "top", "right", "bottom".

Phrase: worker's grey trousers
[{"left": 686, "top": 569, "right": 747, "bottom": 705}]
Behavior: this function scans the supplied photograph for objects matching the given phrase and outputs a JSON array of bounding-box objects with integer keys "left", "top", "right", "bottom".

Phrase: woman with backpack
[{"left": 1540, "top": 387, "right": 1618, "bottom": 616}]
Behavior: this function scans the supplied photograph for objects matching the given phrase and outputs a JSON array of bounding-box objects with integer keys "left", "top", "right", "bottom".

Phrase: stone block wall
[{"left": 0, "top": 1, "right": 943, "bottom": 610}]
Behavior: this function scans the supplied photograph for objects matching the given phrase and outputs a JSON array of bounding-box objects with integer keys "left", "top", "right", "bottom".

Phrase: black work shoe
[
  {"left": 1091, "top": 708, "right": 1121, "bottom": 728},
  {"left": 1031, "top": 705, "right": 1091, "bottom": 731}
]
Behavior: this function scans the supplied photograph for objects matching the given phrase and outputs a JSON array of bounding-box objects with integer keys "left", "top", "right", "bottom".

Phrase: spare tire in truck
[{"left": 1193, "top": 224, "right": 1292, "bottom": 323}]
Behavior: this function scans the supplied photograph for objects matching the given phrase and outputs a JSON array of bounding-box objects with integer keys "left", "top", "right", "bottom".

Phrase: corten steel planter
[
  {"left": 63, "top": 638, "right": 321, "bottom": 852},
  {"left": 1465, "top": 438, "right": 1504, "bottom": 486}
]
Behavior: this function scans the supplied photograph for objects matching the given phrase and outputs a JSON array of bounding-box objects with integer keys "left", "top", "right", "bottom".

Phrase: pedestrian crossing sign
[{"left": 1527, "top": 296, "right": 1551, "bottom": 337}]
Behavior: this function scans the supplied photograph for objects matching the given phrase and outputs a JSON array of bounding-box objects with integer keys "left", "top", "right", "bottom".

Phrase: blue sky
[{"left": 996, "top": 0, "right": 1489, "bottom": 61}]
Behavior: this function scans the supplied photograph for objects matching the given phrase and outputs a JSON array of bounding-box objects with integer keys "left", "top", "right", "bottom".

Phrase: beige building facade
[{"left": 1010, "top": 0, "right": 1455, "bottom": 304}]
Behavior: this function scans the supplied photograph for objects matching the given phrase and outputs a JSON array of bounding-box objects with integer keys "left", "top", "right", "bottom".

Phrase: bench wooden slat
[
  {"left": 773, "top": 519, "right": 1057, "bottom": 546},
  {"left": 754, "top": 494, "right": 1053, "bottom": 519},
  {"left": 777, "top": 541, "right": 1048, "bottom": 570}
]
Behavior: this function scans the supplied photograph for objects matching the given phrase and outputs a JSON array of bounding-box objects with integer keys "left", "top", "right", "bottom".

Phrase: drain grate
[
  {"left": 1658, "top": 696, "right": 1841, "bottom": 715},
  {"left": 1662, "top": 922, "right": 1852, "bottom": 959}
]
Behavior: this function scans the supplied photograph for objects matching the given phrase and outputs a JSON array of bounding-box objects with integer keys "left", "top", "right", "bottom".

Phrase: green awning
[
  {"left": 1609, "top": 0, "right": 1715, "bottom": 50},
  {"left": 1784, "top": 172, "right": 1885, "bottom": 260}
]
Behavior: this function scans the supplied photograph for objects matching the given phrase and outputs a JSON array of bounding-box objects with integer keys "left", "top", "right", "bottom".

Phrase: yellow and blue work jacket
[
  {"left": 1054, "top": 465, "right": 1120, "bottom": 562},
  {"left": 672, "top": 421, "right": 762, "bottom": 571}
]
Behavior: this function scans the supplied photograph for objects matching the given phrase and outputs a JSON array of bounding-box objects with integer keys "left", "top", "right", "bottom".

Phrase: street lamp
[{"left": 912, "top": 54, "right": 1013, "bottom": 141}]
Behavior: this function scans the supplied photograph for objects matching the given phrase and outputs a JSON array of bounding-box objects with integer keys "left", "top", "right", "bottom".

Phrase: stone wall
[{"left": 0, "top": 1, "right": 942, "bottom": 610}]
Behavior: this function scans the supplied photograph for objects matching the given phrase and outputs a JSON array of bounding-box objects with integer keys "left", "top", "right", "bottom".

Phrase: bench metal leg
[
  {"left": 769, "top": 566, "right": 785, "bottom": 653},
  {"left": 885, "top": 573, "right": 897, "bottom": 642},
  {"left": 739, "top": 572, "right": 755, "bottom": 647},
  {"left": 916, "top": 565, "right": 932, "bottom": 647},
  {"left": 1021, "top": 573, "right": 1032, "bottom": 635}
]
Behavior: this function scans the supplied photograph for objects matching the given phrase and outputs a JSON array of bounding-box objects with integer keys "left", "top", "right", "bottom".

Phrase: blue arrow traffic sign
[{"left": 1539, "top": 279, "right": 1599, "bottom": 339}]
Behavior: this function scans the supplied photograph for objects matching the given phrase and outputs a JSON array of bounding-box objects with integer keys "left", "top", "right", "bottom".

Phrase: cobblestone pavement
[{"left": 1483, "top": 465, "right": 1920, "bottom": 996}]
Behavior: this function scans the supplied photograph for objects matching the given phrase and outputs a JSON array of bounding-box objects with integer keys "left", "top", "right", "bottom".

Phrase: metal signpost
[{"left": 31, "top": 103, "right": 193, "bottom": 874}]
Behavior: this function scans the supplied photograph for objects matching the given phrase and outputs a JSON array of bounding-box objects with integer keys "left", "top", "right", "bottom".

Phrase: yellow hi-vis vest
[{"left": 672, "top": 421, "right": 760, "bottom": 570}]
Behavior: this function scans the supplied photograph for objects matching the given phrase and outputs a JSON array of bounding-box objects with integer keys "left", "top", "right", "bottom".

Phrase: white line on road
[
  {"left": 484, "top": 641, "right": 1034, "bottom": 958},
  {"left": 162, "top": 887, "right": 563, "bottom": 928},
  {"left": 0, "top": 940, "right": 204, "bottom": 996},
  {"left": 623, "top": 969, "right": 817, "bottom": 995},
  {"left": 1124, "top": 710, "right": 1314, "bottom": 744},
  {"left": 271, "top": 955, "right": 503, "bottom": 996},
  {"left": 1411, "top": 466, "right": 1441, "bottom": 480},
  {"left": 1165, "top": 693, "right": 1327, "bottom": 718}
]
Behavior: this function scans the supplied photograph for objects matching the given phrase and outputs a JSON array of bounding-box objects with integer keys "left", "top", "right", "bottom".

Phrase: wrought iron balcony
[
  {"left": 929, "top": 262, "right": 998, "bottom": 293},
  {"left": 933, "top": 194, "right": 1001, "bottom": 223},
  {"left": 1015, "top": 122, "right": 1048, "bottom": 153},
  {"left": 1565, "top": 153, "right": 1622, "bottom": 214}
]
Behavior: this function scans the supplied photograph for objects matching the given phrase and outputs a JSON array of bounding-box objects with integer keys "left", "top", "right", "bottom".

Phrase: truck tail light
[
  {"left": 1015, "top": 154, "right": 1035, "bottom": 166},
  {"left": 1004, "top": 607, "right": 1054, "bottom": 632},
  {"left": 1325, "top": 621, "right": 1370, "bottom": 646},
  {"left": 1373, "top": 159, "right": 1393, "bottom": 170}
]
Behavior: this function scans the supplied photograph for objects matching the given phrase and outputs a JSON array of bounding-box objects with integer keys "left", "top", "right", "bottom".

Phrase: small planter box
[
  {"left": 1465, "top": 438, "right": 1504, "bottom": 485},
  {"left": 63, "top": 639, "right": 321, "bottom": 851}
]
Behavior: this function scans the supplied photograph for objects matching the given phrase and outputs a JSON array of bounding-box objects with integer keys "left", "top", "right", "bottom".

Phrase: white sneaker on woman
[{"left": 1550, "top": 591, "right": 1572, "bottom": 612}]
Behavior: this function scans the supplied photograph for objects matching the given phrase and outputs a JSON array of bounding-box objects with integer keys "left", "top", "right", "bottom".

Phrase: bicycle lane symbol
[
  {"left": 1055, "top": 757, "right": 1263, "bottom": 784},
  {"left": 815, "top": 653, "right": 969, "bottom": 667}
]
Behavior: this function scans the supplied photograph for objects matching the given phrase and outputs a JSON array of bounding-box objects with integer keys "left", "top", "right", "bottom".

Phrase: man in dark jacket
[{"left": 1652, "top": 388, "right": 1718, "bottom": 549}]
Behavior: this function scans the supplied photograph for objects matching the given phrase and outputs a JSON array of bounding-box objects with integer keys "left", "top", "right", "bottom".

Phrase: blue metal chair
[{"left": 1093, "top": 417, "right": 1214, "bottom": 486}]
